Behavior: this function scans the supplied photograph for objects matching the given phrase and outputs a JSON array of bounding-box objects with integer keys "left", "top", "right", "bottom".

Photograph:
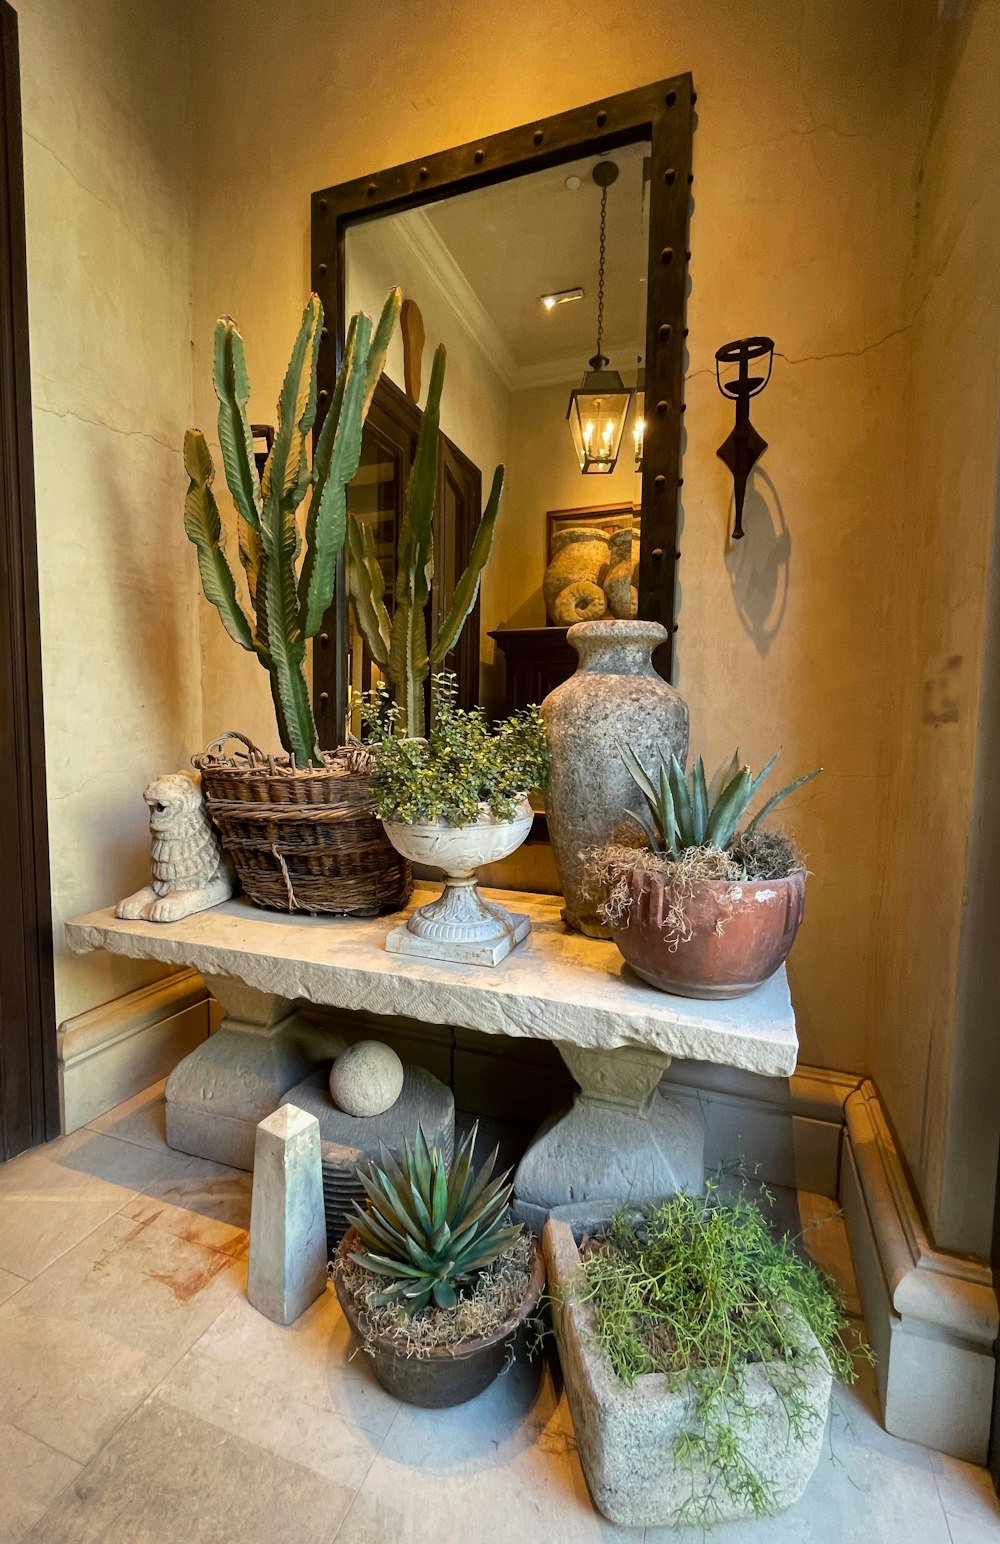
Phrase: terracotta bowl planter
[
  {"left": 610, "top": 865, "right": 806, "bottom": 1000},
  {"left": 333, "top": 1229, "right": 545, "bottom": 1408}
]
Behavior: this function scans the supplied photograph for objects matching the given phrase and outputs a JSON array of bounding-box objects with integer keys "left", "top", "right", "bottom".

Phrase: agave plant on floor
[
  {"left": 347, "top": 1123, "right": 521, "bottom": 1314},
  {"left": 620, "top": 743, "right": 821, "bottom": 859},
  {"left": 183, "top": 286, "right": 401, "bottom": 768}
]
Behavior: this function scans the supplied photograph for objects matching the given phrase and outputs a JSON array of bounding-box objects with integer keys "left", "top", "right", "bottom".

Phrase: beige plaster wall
[
  {"left": 17, "top": 0, "right": 200, "bottom": 1021},
  {"left": 872, "top": 0, "right": 1000, "bottom": 1257},
  {"left": 188, "top": 0, "right": 931, "bottom": 1081}
]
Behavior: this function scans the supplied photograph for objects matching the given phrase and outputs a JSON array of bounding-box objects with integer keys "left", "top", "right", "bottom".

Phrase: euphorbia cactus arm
[
  {"left": 345, "top": 339, "right": 507, "bottom": 737},
  {"left": 254, "top": 298, "right": 324, "bottom": 765},
  {"left": 387, "top": 344, "right": 445, "bottom": 736},
  {"left": 427, "top": 463, "right": 505, "bottom": 666},
  {"left": 297, "top": 312, "right": 370, "bottom": 639},
  {"left": 345, "top": 516, "right": 391, "bottom": 670},
  {"left": 182, "top": 429, "right": 254, "bottom": 653}
]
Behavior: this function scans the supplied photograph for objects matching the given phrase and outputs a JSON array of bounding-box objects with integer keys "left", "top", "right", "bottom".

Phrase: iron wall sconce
[{"left": 715, "top": 336, "right": 774, "bottom": 540}]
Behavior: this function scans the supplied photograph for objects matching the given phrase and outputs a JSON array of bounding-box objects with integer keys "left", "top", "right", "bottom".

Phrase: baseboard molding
[
  {"left": 842, "top": 1079, "right": 998, "bottom": 1463},
  {"left": 58, "top": 969, "right": 212, "bottom": 1133},
  {"left": 661, "top": 1060, "right": 858, "bottom": 1198}
]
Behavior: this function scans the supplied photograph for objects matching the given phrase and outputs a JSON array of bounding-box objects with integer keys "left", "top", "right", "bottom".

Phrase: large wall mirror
[{"left": 311, "top": 77, "right": 694, "bottom": 745}]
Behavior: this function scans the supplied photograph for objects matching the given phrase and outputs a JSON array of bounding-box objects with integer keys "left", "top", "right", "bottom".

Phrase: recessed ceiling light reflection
[{"left": 541, "top": 287, "right": 584, "bottom": 311}]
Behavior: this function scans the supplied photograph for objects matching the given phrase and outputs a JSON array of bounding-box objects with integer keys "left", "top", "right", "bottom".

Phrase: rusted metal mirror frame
[{"left": 311, "top": 74, "right": 695, "bottom": 746}]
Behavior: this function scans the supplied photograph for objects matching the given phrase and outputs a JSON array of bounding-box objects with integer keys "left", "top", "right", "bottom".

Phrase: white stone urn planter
[
  {"left": 543, "top": 1219, "right": 832, "bottom": 1529},
  {"left": 382, "top": 798, "right": 534, "bottom": 966}
]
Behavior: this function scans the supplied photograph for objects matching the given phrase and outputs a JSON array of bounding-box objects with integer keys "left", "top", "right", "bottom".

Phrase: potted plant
[
  {"left": 333, "top": 1123, "right": 545, "bottom": 1408},
  {"left": 586, "top": 745, "right": 820, "bottom": 997},
  {"left": 185, "top": 288, "right": 414, "bottom": 916},
  {"left": 346, "top": 341, "right": 504, "bottom": 738},
  {"left": 544, "top": 1178, "right": 865, "bottom": 1528},
  {"left": 364, "top": 676, "right": 550, "bottom": 964}
]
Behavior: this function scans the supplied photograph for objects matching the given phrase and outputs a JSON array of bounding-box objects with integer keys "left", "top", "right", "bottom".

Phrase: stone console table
[{"left": 67, "top": 886, "right": 798, "bottom": 1223}]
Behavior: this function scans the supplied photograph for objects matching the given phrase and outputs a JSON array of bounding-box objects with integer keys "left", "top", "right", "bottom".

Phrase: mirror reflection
[{"left": 344, "top": 139, "right": 651, "bottom": 723}]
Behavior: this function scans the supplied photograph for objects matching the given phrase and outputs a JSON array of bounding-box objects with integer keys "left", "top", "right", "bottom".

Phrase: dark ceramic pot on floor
[
  {"left": 611, "top": 866, "right": 807, "bottom": 999},
  {"left": 333, "top": 1230, "right": 545, "bottom": 1408}
]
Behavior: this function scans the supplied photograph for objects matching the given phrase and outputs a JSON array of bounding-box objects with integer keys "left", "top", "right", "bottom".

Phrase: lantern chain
[{"left": 595, "top": 184, "right": 607, "bottom": 361}]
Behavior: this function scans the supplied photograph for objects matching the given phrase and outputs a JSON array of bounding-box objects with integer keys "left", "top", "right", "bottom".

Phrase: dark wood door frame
[
  {"left": 311, "top": 75, "right": 695, "bottom": 743},
  {"left": 0, "top": 0, "right": 59, "bottom": 1158}
]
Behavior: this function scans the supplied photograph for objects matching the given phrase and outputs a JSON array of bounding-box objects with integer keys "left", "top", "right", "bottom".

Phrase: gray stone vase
[{"left": 542, "top": 619, "right": 689, "bottom": 937}]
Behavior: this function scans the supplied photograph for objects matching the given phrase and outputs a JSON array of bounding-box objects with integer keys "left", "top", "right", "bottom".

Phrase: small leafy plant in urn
[{"left": 364, "top": 679, "right": 550, "bottom": 966}]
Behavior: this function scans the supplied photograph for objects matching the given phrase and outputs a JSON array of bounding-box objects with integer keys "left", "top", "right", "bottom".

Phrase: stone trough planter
[{"left": 543, "top": 1219, "right": 832, "bottom": 1528}]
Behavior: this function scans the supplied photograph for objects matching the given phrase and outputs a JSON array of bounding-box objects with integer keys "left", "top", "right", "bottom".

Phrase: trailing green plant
[
  {"left": 361, "top": 673, "right": 550, "bottom": 826},
  {"left": 346, "top": 1122, "right": 521, "bottom": 1315},
  {"left": 620, "top": 743, "right": 820, "bottom": 860},
  {"left": 184, "top": 287, "right": 401, "bottom": 768},
  {"left": 575, "top": 1174, "right": 868, "bottom": 1529},
  {"left": 346, "top": 344, "right": 505, "bottom": 737}
]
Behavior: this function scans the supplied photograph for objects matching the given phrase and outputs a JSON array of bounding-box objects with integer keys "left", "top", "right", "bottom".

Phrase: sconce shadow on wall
[{"left": 724, "top": 466, "right": 790, "bottom": 658}]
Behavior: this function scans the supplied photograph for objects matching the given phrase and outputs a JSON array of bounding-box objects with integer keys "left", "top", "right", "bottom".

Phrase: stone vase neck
[{"left": 567, "top": 619, "right": 670, "bottom": 677}]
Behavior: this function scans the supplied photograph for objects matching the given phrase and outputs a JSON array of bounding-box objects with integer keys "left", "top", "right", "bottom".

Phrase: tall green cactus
[
  {"left": 345, "top": 344, "right": 505, "bottom": 736},
  {"left": 184, "top": 288, "right": 401, "bottom": 767}
]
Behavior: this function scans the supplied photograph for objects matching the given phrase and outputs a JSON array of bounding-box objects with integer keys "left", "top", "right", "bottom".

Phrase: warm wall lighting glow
[{"left": 541, "top": 287, "right": 584, "bottom": 310}]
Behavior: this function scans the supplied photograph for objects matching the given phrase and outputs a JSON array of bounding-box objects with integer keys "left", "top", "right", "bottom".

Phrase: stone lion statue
[{"left": 116, "top": 772, "right": 234, "bottom": 923}]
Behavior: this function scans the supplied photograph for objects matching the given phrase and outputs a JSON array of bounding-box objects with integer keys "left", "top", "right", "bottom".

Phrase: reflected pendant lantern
[{"left": 567, "top": 160, "right": 634, "bottom": 474}]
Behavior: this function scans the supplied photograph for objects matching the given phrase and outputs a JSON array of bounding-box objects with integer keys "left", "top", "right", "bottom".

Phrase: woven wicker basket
[{"left": 194, "top": 732, "right": 410, "bottom": 916}]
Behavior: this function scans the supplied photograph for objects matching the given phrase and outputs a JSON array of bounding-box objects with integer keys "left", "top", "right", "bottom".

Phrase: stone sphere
[{"left": 329, "top": 1040, "right": 405, "bottom": 1117}]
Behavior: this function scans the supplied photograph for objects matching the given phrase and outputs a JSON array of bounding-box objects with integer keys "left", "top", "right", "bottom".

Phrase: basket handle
[
  {"left": 270, "top": 843, "right": 301, "bottom": 911},
  {"left": 194, "top": 731, "right": 269, "bottom": 770}
]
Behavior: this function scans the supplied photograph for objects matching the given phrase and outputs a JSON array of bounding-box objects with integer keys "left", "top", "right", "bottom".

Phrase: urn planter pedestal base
[
  {"left": 385, "top": 877, "right": 529, "bottom": 966},
  {"left": 513, "top": 1042, "right": 705, "bottom": 1233}
]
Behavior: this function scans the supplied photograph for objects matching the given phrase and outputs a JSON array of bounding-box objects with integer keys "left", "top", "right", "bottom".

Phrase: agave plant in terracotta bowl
[{"left": 586, "top": 744, "right": 820, "bottom": 999}]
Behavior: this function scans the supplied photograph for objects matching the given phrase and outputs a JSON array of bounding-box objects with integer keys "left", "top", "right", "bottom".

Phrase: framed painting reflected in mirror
[{"left": 311, "top": 76, "right": 694, "bottom": 744}]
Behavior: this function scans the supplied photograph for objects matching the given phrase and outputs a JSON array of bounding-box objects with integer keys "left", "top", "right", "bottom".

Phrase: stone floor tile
[
  {"left": 0, "top": 1267, "right": 27, "bottom": 1306},
  {"left": 134, "top": 1159, "right": 252, "bottom": 1232},
  {"left": 85, "top": 1079, "right": 170, "bottom": 1151},
  {"left": 22, "top": 1395, "right": 354, "bottom": 1544},
  {"left": 945, "top": 1518, "right": 1000, "bottom": 1543},
  {"left": 0, "top": 1425, "right": 81, "bottom": 1544},
  {"left": 0, "top": 1212, "right": 243, "bottom": 1463},
  {"left": 335, "top": 1356, "right": 618, "bottom": 1544},
  {"left": 177, "top": 1287, "right": 399, "bottom": 1442},
  {"left": 0, "top": 1129, "right": 142, "bottom": 1279},
  {"left": 930, "top": 1448, "right": 1000, "bottom": 1526},
  {"left": 118, "top": 1192, "right": 248, "bottom": 1259},
  {"left": 157, "top": 1343, "right": 381, "bottom": 1488}
]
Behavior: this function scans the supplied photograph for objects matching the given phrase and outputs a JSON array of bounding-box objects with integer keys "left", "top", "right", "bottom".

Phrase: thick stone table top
[{"left": 67, "top": 886, "right": 798, "bottom": 1077}]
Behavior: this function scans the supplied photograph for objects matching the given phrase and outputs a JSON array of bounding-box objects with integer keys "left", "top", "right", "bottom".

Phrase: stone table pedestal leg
[
  {"left": 165, "top": 975, "right": 345, "bottom": 1171},
  {"left": 513, "top": 1042, "right": 705, "bottom": 1234}
]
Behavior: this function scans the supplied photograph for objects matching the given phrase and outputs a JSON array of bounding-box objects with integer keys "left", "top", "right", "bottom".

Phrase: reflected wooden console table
[{"left": 67, "top": 887, "right": 798, "bottom": 1226}]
